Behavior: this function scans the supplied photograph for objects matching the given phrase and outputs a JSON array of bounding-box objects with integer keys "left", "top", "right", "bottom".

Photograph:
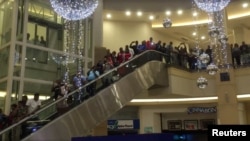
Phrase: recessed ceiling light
[
  {"left": 125, "top": 11, "right": 131, "bottom": 16},
  {"left": 165, "top": 11, "right": 171, "bottom": 16},
  {"left": 149, "top": 15, "right": 154, "bottom": 20},
  {"left": 193, "top": 12, "right": 198, "bottom": 17},
  {"left": 201, "top": 36, "right": 206, "bottom": 40},
  {"left": 192, "top": 32, "right": 197, "bottom": 36},
  {"left": 177, "top": 10, "right": 183, "bottom": 15},
  {"left": 242, "top": 3, "right": 248, "bottom": 8},
  {"left": 137, "top": 11, "right": 142, "bottom": 16},
  {"left": 106, "top": 14, "right": 112, "bottom": 18}
]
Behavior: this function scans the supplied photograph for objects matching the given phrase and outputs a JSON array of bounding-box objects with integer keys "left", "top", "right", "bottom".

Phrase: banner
[
  {"left": 107, "top": 119, "right": 140, "bottom": 130},
  {"left": 187, "top": 106, "right": 217, "bottom": 114}
]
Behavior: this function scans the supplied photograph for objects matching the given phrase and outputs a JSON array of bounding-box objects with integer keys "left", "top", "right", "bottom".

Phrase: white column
[
  {"left": 238, "top": 103, "right": 247, "bottom": 124},
  {"left": 233, "top": 27, "right": 244, "bottom": 44},
  {"left": 5, "top": 0, "right": 18, "bottom": 114},
  {"left": 139, "top": 108, "right": 161, "bottom": 134},
  {"left": 93, "top": 0, "right": 103, "bottom": 47}
]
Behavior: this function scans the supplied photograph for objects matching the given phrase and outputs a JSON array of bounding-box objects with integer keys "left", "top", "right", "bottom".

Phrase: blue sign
[{"left": 107, "top": 119, "right": 140, "bottom": 130}]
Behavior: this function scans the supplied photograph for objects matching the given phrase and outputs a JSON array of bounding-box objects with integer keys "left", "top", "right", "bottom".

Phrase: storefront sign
[
  {"left": 107, "top": 119, "right": 140, "bottom": 130},
  {"left": 187, "top": 106, "right": 217, "bottom": 114}
]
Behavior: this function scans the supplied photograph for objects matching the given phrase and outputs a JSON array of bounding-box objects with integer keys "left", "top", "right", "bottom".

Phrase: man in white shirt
[{"left": 26, "top": 93, "right": 41, "bottom": 115}]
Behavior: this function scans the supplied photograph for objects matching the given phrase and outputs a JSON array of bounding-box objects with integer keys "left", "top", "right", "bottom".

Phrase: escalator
[{"left": 0, "top": 50, "right": 169, "bottom": 141}]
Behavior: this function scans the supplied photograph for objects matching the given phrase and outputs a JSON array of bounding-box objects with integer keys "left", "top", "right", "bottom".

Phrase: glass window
[
  {"left": 0, "top": 46, "right": 10, "bottom": 79},
  {"left": 28, "top": 0, "right": 62, "bottom": 24},
  {"left": 11, "top": 80, "right": 20, "bottom": 103},
  {"left": 0, "top": 81, "right": 7, "bottom": 109},
  {"left": 23, "top": 81, "right": 52, "bottom": 100},
  {"left": 24, "top": 48, "right": 79, "bottom": 83},
  {"left": 16, "top": 0, "right": 25, "bottom": 41},
  {"left": 13, "top": 45, "right": 22, "bottom": 77},
  {"left": 0, "top": 0, "right": 14, "bottom": 46},
  {"left": 27, "top": 22, "right": 36, "bottom": 44}
]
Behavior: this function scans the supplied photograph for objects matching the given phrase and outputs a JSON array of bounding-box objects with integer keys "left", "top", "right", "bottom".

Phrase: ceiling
[{"left": 103, "top": 0, "right": 250, "bottom": 46}]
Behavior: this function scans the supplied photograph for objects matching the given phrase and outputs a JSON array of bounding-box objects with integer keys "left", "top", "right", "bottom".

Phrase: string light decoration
[
  {"left": 50, "top": 0, "right": 98, "bottom": 21},
  {"left": 64, "top": 20, "right": 85, "bottom": 75},
  {"left": 207, "top": 10, "right": 229, "bottom": 71},
  {"left": 194, "top": 0, "right": 231, "bottom": 13}
]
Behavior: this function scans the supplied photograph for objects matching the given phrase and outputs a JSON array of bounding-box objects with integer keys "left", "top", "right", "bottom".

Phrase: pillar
[
  {"left": 238, "top": 103, "right": 247, "bottom": 124},
  {"left": 93, "top": 0, "right": 103, "bottom": 47},
  {"left": 139, "top": 108, "right": 161, "bottom": 134},
  {"left": 213, "top": 8, "right": 240, "bottom": 124},
  {"left": 216, "top": 69, "right": 240, "bottom": 124}
]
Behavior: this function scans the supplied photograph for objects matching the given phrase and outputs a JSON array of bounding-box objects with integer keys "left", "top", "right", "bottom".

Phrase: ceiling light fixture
[
  {"left": 194, "top": 0, "right": 230, "bottom": 13},
  {"left": 106, "top": 14, "right": 112, "bottom": 18},
  {"left": 193, "top": 12, "right": 198, "bottom": 17},
  {"left": 137, "top": 11, "right": 142, "bottom": 16},
  {"left": 125, "top": 11, "right": 131, "bottom": 16},
  {"left": 149, "top": 15, "right": 154, "bottom": 20},
  {"left": 49, "top": 0, "right": 98, "bottom": 20},
  {"left": 242, "top": 3, "right": 248, "bottom": 8},
  {"left": 166, "top": 11, "right": 171, "bottom": 16},
  {"left": 177, "top": 10, "right": 183, "bottom": 15},
  {"left": 130, "top": 94, "right": 250, "bottom": 103}
]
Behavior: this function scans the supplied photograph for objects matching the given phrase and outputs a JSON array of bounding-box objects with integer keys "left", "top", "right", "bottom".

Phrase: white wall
[{"left": 103, "top": 20, "right": 181, "bottom": 52}]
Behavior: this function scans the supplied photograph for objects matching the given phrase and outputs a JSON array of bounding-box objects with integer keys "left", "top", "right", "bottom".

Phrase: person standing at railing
[
  {"left": 146, "top": 37, "right": 156, "bottom": 50},
  {"left": 240, "top": 41, "right": 249, "bottom": 65},
  {"left": 166, "top": 41, "right": 173, "bottom": 64}
]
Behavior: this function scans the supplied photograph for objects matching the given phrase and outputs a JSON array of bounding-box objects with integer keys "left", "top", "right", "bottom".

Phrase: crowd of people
[
  {"left": 0, "top": 93, "right": 41, "bottom": 139},
  {"left": 1, "top": 36, "right": 249, "bottom": 138},
  {"left": 50, "top": 37, "right": 250, "bottom": 110}
]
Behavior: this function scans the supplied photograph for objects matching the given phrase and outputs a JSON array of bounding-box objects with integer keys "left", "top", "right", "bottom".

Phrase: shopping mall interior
[{"left": 0, "top": 0, "right": 250, "bottom": 141}]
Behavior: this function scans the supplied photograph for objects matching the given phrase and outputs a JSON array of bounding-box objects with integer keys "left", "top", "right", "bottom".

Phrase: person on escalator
[
  {"left": 72, "top": 70, "right": 87, "bottom": 104},
  {"left": 51, "top": 79, "right": 64, "bottom": 101},
  {"left": 102, "top": 56, "right": 114, "bottom": 87},
  {"left": 26, "top": 93, "right": 41, "bottom": 120},
  {"left": 86, "top": 65, "right": 100, "bottom": 97}
]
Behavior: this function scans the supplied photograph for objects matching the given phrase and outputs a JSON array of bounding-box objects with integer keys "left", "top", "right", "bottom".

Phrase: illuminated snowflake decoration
[
  {"left": 199, "top": 53, "right": 210, "bottom": 64},
  {"left": 163, "top": 18, "right": 172, "bottom": 28},
  {"left": 206, "top": 63, "right": 219, "bottom": 75},
  {"left": 218, "top": 33, "right": 228, "bottom": 44},
  {"left": 197, "top": 76, "right": 208, "bottom": 89},
  {"left": 194, "top": 0, "right": 231, "bottom": 13},
  {"left": 50, "top": 0, "right": 98, "bottom": 21},
  {"left": 208, "top": 26, "right": 220, "bottom": 38}
]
